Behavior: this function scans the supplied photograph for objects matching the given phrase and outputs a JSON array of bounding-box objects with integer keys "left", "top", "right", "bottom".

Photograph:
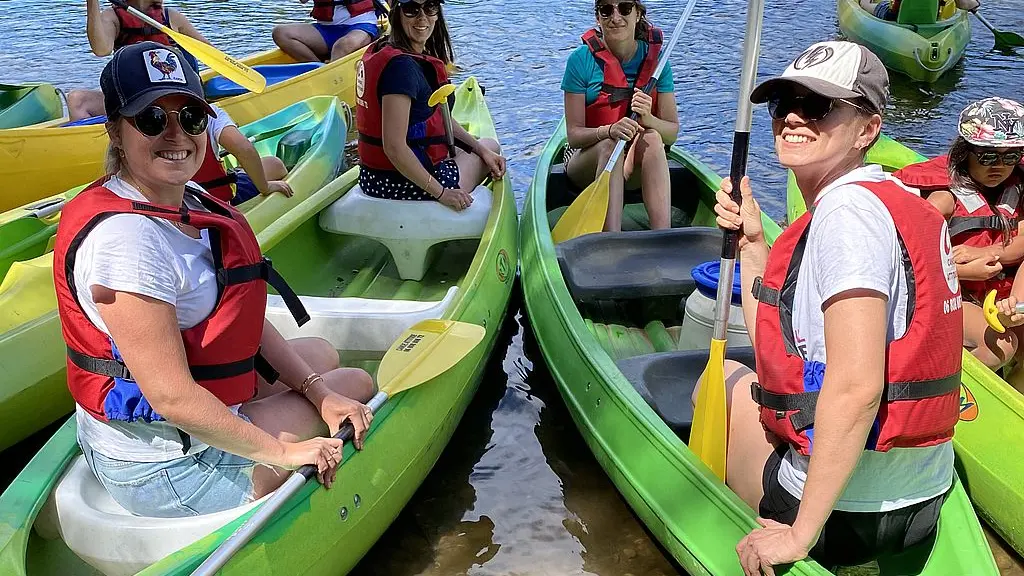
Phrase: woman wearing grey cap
[
  {"left": 53, "top": 42, "right": 375, "bottom": 518},
  {"left": 704, "top": 41, "right": 962, "bottom": 572}
]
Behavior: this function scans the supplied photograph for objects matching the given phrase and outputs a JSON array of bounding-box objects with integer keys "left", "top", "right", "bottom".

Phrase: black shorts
[
  {"left": 359, "top": 159, "right": 460, "bottom": 201},
  {"left": 759, "top": 446, "right": 947, "bottom": 568}
]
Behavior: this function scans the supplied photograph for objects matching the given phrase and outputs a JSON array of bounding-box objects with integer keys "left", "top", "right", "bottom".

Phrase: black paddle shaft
[
  {"left": 298, "top": 421, "right": 356, "bottom": 481},
  {"left": 721, "top": 130, "right": 750, "bottom": 259}
]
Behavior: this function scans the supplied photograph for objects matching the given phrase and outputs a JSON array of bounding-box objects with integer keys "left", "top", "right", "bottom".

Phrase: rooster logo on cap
[{"left": 148, "top": 51, "right": 179, "bottom": 81}]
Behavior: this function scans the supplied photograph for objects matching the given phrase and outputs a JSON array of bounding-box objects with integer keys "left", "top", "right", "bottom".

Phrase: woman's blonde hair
[{"left": 104, "top": 121, "right": 122, "bottom": 174}]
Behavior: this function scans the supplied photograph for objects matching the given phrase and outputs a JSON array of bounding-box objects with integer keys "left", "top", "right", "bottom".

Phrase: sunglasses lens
[
  {"left": 802, "top": 96, "right": 833, "bottom": 121},
  {"left": 134, "top": 106, "right": 167, "bottom": 137},
  {"left": 598, "top": 4, "right": 614, "bottom": 17},
  {"left": 1005, "top": 151, "right": 1022, "bottom": 166},
  {"left": 179, "top": 105, "right": 209, "bottom": 136},
  {"left": 400, "top": 3, "right": 419, "bottom": 17},
  {"left": 423, "top": 2, "right": 439, "bottom": 15},
  {"left": 618, "top": 2, "right": 634, "bottom": 15},
  {"left": 767, "top": 94, "right": 834, "bottom": 121}
]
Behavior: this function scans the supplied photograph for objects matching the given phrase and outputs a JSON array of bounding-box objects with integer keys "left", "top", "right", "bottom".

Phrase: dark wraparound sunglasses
[
  {"left": 767, "top": 92, "right": 871, "bottom": 122},
  {"left": 400, "top": 1, "right": 440, "bottom": 18},
  {"left": 127, "top": 104, "right": 208, "bottom": 137},
  {"left": 972, "top": 148, "right": 1023, "bottom": 167},
  {"left": 596, "top": 2, "right": 636, "bottom": 18}
]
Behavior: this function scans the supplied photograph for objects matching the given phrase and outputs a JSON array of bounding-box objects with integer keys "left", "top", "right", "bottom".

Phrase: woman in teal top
[{"left": 561, "top": 0, "right": 678, "bottom": 232}]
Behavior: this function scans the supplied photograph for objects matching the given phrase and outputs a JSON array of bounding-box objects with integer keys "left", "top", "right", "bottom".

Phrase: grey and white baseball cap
[{"left": 749, "top": 41, "right": 890, "bottom": 115}]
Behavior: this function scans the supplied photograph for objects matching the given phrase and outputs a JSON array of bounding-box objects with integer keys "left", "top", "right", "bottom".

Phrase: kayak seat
[
  {"left": 318, "top": 184, "right": 492, "bottom": 281},
  {"left": 615, "top": 346, "right": 757, "bottom": 440},
  {"left": 35, "top": 455, "right": 266, "bottom": 576},
  {"left": 203, "top": 62, "right": 324, "bottom": 100},
  {"left": 265, "top": 286, "right": 459, "bottom": 351},
  {"left": 555, "top": 227, "right": 723, "bottom": 303}
]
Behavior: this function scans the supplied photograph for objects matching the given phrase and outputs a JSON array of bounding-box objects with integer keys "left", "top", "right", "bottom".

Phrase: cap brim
[
  {"left": 119, "top": 87, "right": 216, "bottom": 118},
  {"left": 750, "top": 76, "right": 861, "bottom": 105}
]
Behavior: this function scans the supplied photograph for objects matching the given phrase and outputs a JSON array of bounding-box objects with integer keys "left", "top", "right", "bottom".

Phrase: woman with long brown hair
[
  {"left": 561, "top": 0, "right": 678, "bottom": 231},
  {"left": 354, "top": 0, "right": 505, "bottom": 212}
]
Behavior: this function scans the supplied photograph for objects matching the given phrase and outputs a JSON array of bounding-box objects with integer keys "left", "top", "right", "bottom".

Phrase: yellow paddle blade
[
  {"left": 123, "top": 4, "right": 266, "bottom": 94},
  {"left": 983, "top": 290, "right": 1007, "bottom": 334},
  {"left": 688, "top": 338, "right": 728, "bottom": 481},
  {"left": 376, "top": 319, "right": 486, "bottom": 396},
  {"left": 428, "top": 84, "right": 457, "bottom": 107},
  {"left": 551, "top": 169, "right": 610, "bottom": 244}
]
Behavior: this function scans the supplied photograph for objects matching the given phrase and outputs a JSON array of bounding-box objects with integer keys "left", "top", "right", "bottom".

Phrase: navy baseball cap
[
  {"left": 100, "top": 41, "right": 216, "bottom": 119},
  {"left": 390, "top": 0, "right": 444, "bottom": 6}
]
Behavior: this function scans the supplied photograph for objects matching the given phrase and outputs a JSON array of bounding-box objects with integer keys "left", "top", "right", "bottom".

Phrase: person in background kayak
[
  {"left": 859, "top": 0, "right": 979, "bottom": 22},
  {"left": 354, "top": 0, "right": 505, "bottom": 212},
  {"left": 272, "top": 0, "right": 381, "bottom": 63},
  {"left": 53, "top": 42, "right": 375, "bottom": 518},
  {"left": 201, "top": 102, "right": 294, "bottom": 206},
  {"left": 894, "top": 97, "right": 1024, "bottom": 386},
  {"left": 67, "top": 0, "right": 205, "bottom": 120},
  {"left": 705, "top": 41, "right": 961, "bottom": 573},
  {"left": 561, "top": 0, "right": 677, "bottom": 232}
]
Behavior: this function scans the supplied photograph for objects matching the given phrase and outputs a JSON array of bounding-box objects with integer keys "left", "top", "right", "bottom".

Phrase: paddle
[
  {"left": 687, "top": 0, "right": 765, "bottom": 482},
  {"left": 190, "top": 318, "right": 486, "bottom": 575},
  {"left": 981, "top": 290, "right": 1024, "bottom": 333},
  {"left": 217, "top": 112, "right": 316, "bottom": 159},
  {"left": 549, "top": 0, "right": 700, "bottom": 245},
  {"left": 969, "top": 10, "right": 1024, "bottom": 49},
  {"left": 428, "top": 84, "right": 459, "bottom": 159},
  {"left": 108, "top": 0, "right": 267, "bottom": 94}
]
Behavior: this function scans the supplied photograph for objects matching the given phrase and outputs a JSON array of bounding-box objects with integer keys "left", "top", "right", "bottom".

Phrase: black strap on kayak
[
  {"left": 948, "top": 214, "right": 1017, "bottom": 237},
  {"left": 750, "top": 373, "right": 961, "bottom": 431},
  {"left": 216, "top": 257, "right": 310, "bottom": 326}
]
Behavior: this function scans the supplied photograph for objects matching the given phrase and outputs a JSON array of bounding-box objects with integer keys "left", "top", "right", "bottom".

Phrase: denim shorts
[{"left": 80, "top": 436, "right": 258, "bottom": 518}]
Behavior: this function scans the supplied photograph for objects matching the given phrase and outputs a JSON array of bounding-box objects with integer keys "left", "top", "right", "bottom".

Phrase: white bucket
[{"left": 678, "top": 261, "right": 751, "bottom": 350}]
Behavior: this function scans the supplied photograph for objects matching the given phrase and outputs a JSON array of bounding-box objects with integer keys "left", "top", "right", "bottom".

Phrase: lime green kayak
[
  {"left": 0, "top": 76, "right": 518, "bottom": 576},
  {"left": 0, "top": 95, "right": 348, "bottom": 453},
  {"left": 0, "top": 83, "right": 62, "bottom": 130},
  {"left": 837, "top": 0, "right": 971, "bottom": 83},
  {"left": 788, "top": 136, "right": 1024, "bottom": 557},
  {"left": 520, "top": 118, "right": 998, "bottom": 574}
]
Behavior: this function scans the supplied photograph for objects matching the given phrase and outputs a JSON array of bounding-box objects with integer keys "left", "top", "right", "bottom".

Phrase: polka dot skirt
[{"left": 360, "top": 159, "right": 461, "bottom": 201}]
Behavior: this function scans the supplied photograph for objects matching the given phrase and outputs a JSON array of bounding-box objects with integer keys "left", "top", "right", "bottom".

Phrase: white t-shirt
[
  {"left": 316, "top": 5, "right": 377, "bottom": 26},
  {"left": 73, "top": 175, "right": 233, "bottom": 462},
  {"left": 207, "top": 103, "right": 237, "bottom": 158},
  {"left": 774, "top": 164, "right": 955, "bottom": 513}
]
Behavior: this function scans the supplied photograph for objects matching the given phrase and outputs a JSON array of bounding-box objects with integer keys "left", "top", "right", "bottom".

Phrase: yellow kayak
[{"left": 0, "top": 43, "right": 370, "bottom": 213}]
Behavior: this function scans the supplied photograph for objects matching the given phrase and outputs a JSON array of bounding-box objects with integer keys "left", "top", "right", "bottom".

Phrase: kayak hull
[
  {"left": 0, "top": 77, "right": 518, "bottom": 576},
  {"left": 0, "top": 84, "right": 63, "bottom": 130},
  {"left": 837, "top": 0, "right": 970, "bottom": 83},
  {"left": 0, "top": 95, "right": 348, "bottom": 453},
  {"left": 788, "top": 137, "right": 1024, "bottom": 557},
  {"left": 521, "top": 120, "right": 998, "bottom": 574}
]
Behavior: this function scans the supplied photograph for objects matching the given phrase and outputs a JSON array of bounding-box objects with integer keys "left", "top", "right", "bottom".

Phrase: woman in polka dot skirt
[{"left": 354, "top": 0, "right": 505, "bottom": 211}]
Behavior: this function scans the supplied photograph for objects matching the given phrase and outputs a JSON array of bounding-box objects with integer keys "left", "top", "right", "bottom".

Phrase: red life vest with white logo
[
  {"left": 193, "top": 132, "right": 236, "bottom": 203},
  {"left": 581, "top": 26, "right": 663, "bottom": 128},
  {"left": 54, "top": 180, "right": 309, "bottom": 424},
  {"left": 749, "top": 180, "right": 962, "bottom": 456},
  {"left": 896, "top": 155, "right": 1024, "bottom": 300},
  {"left": 311, "top": 0, "right": 375, "bottom": 22},
  {"left": 356, "top": 40, "right": 450, "bottom": 171}
]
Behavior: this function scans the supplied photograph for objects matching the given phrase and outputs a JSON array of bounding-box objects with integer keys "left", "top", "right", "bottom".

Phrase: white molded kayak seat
[
  {"left": 36, "top": 455, "right": 266, "bottom": 576},
  {"left": 318, "top": 184, "right": 492, "bottom": 280},
  {"left": 265, "top": 286, "right": 459, "bottom": 351}
]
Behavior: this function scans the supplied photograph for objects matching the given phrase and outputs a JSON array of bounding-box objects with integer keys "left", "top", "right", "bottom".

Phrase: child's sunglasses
[{"left": 972, "top": 148, "right": 1023, "bottom": 167}]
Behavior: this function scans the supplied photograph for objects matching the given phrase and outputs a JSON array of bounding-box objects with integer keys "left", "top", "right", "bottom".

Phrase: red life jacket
[
  {"left": 896, "top": 155, "right": 1024, "bottom": 300},
  {"left": 113, "top": 5, "right": 173, "bottom": 48},
  {"left": 355, "top": 40, "right": 450, "bottom": 172},
  {"left": 193, "top": 131, "right": 236, "bottom": 203},
  {"left": 53, "top": 180, "right": 309, "bottom": 424},
  {"left": 749, "top": 180, "right": 962, "bottom": 456},
  {"left": 310, "top": 0, "right": 375, "bottom": 23},
  {"left": 581, "top": 26, "right": 663, "bottom": 128}
]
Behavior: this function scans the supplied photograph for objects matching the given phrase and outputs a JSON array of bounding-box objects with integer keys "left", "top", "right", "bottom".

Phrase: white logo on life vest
[
  {"left": 356, "top": 61, "right": 365, "bottom": 100},
  {"left": 944, "top": 294, "right": 962, "bottom": 315},
  {"left": 939, "top": 221, "right": 959, "bottom": 295}
]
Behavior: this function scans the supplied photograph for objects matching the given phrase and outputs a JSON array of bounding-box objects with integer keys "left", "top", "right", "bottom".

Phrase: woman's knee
[
  {"left": 291, "top": 337, "right": 340, "bottom": 373},
  {"left": 262, "top": 156, "right": 288, "bottom": 180},
  {"left": 327, "top": 367, "right": 375, "bottom": 402},
  {"left": 271, "top": 25, "right": 291, "bottom": 44},
  {"left": 478, "top": 138, "right": 501, "bottom": 155}
]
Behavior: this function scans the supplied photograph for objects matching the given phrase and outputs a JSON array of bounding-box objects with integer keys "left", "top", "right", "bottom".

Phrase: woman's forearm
[
  {"left": 566, "top": 123, "right": 609, "bottom": 149},
  {"left": 643, "top": 114, "right": 678, "bottom": 145}
]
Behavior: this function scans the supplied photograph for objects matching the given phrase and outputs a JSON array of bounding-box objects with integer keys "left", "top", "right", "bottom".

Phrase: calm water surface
[{"left": 2, "top": 0, "right": 1023, "bottom": 573}]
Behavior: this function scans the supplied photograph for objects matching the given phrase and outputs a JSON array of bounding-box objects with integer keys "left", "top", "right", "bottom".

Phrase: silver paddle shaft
[
  {"left": 191, "top": 390, "right": 389, "bottom": 576},
  {"left": 599, "top": 0, "right": 700, "bottom": 173},
  {"left": 713, "top": 0, "right": 764, "bottom": 341}
]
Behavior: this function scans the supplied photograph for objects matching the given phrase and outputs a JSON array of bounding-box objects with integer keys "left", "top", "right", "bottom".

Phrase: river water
[{"left": 2, "top": 0, "right": 1023, "bottom": 573}]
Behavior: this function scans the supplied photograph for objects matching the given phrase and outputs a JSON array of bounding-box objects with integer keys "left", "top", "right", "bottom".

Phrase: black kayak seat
[
  {"left": 615, "top": 347, "right": 757, "bottom": 440},
  {"left": 555, "top": 227, "right": 724, "bottom": 303}
]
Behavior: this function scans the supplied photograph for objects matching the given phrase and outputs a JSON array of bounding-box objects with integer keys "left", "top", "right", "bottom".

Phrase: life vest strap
[
  {"left": 599, "top": 83, "right": 633, "bottom": 103},
  {"left": 198, "top": 171, "right": 238, "bottom": 192},
  {"left": 751, "top": 277, "right": 780, "bottom": 306},
  {"left": 948, "top": 214, "right": 1016, "bottom": 237},
  {"left": 67, "top": 345, "right": 266, "bottom": 382},
  {"left": 216, "top": 257, "right": 311, "bottom": 326},
  {"left": 357, "top": 132, "right": 450, "bottom": 148}
]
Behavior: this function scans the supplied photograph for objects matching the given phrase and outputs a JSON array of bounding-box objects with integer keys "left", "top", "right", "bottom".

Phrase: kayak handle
[
  {"left": 912, "top": 46, "right": 955, "bottom": 73},
  {"left": 28, "top": 199, "right": 66, "bottom": 219}
]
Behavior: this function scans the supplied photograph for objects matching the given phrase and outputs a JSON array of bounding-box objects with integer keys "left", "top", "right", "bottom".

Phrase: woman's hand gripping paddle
[
  {"left": 549, "top": 0, "right": 699, "bottom": 244},
  {"left": 688, "top": 0, "right": 765, "bottom": 482},
  {"left": 190, "top": 319, "right": 486, "bottom": 576},
  {"left": 110, "top": 0, "right": 267, "bottom": 93}
]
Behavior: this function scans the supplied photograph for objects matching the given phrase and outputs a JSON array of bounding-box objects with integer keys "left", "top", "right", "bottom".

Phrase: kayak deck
[{"left": 519, "top": 119, "right": 998, "bottom": 575}]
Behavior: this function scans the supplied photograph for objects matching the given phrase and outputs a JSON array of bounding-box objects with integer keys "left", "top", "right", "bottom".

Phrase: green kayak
[
  {"left": 837, "top": 0, "right": 971, "bottom": 83},
  {"left": 0, "top": 76, "right": 517, "bottom": 575},
  {"left": 520, "top": 118, "right": 998, "bottom": 575},
  {"left": 0, "top": 95, "right": 348, "bottom": 453},
  {"left": 0, "top": 83, "right": 63, "bottom": 130},
  {"left": 788, "top": 136, "right": 1024, "bottom": 557}
]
